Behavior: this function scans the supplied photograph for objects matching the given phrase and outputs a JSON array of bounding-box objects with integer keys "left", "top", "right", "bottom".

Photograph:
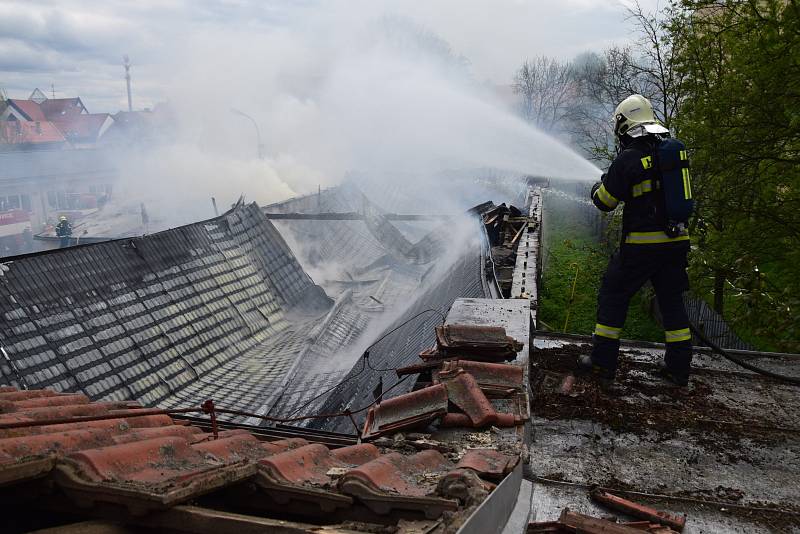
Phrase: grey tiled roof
[{"left": 0, "top": 203, "right": 330, "bottom": 418}]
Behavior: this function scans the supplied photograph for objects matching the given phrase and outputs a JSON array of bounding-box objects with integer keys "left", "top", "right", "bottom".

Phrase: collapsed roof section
[
  {"left": 261, "top": 184, "right": 493, "bottom": 421},
  {"left": 0, "top": 202, "right": 333, "bottom": 420},
  {"left": 0, "top": 182, "right": 509, "bottom": 427}
]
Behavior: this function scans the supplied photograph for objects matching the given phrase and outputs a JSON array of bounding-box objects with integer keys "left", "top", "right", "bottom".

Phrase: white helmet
[{"left": 613, "top": 94, "right": 668, "bottom": 138}]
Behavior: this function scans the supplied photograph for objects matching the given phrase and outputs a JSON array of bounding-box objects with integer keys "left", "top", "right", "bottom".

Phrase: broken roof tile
[
  {"left": 362, "top": 383, "right": 448, "bottom": 440},
  {"left": 455, "top": 449, "right": 518, "bottom": 481},
  {"left": 435, "top": 324, "right": 522, "bottom": 361},
  {"left": 437, "top": 468, "right": 495, "bottom": 505},
  {"left": 0, "top": 323, "right": 526, "bottom": 530},
  {"left": 439, "top": 368, "right": 496, "bottom": 427},
  {"left": 436, "top": 360, "right": 523, "bottom": 396}
]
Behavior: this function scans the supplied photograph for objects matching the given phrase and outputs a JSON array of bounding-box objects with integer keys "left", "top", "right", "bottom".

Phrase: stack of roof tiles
[
  {"left": 0, "top": 386, "right": 519, "bottom": 530},
  {"left": 361, "top": 332, "right": 529, "bottom": 440}
]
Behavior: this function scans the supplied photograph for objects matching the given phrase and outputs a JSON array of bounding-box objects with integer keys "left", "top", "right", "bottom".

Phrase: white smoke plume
[{"left": 109, "top": 2, "right": 601, "bottom": 227}]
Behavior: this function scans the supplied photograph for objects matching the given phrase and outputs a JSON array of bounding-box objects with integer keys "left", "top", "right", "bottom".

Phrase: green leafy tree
[{"left": 670, "top": 0, "right": 800, "bottom": 351}]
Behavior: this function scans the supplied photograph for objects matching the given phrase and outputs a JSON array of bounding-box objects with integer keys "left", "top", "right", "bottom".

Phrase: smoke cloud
[{"left": 107, "top": 1, "right": 601, "bottom": 227}]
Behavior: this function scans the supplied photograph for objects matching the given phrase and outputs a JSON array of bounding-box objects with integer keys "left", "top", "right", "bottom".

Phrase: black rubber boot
[
  {"left": 576, "top": 355, "right": 615, "bottom": 380},
  {"left": 655, "top": 362, "right": 689, "bottom": 387}
]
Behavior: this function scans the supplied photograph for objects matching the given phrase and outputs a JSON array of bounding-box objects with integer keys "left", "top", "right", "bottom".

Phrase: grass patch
[{"left": 540, "top": 193, "right": 663, "bottom": 342}]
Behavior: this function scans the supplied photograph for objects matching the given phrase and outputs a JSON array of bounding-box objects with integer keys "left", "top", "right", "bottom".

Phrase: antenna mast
[{"left": 123, "top": 55, "right": 132, "bottom": 112}]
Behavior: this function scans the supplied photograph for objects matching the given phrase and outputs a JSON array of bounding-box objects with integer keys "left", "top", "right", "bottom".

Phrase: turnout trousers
[{"left": 591, "top": 242, "right": 693, "bottom": 377}]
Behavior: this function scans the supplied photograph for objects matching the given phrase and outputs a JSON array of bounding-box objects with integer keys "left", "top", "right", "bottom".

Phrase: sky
[
  {"left": 0, "top": 0, "right": 662, "bottom": 113},
  {"left": 0, "top": 0, "right": 664, "bottom": 221}
]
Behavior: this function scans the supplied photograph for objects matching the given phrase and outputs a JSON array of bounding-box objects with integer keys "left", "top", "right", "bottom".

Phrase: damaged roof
[
  {"left": 0, "top": 386, "right": 523, "bottom": 533},
  {"left": 0, "top": 203, "right": 329, "bottom": 420}
]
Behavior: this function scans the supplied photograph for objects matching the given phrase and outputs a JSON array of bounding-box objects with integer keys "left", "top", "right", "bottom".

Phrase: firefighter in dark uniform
[
  {"left": 578, "top": 94, "right": 693, "bottom": 386},
  {"left": 55, "top": 216, "right": 72, "bottom": 248}
]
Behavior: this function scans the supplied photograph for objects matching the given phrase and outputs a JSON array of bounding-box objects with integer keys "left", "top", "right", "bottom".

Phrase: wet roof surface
[
  {"left": 0, "top": 203, "right": 331, "bottom": 421},
  {"left": 527, "top": 336, "right": 800, "bottom": 533}
]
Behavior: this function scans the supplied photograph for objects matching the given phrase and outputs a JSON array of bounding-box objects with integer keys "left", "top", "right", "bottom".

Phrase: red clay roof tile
[
  {"left": 0, "top": 389, "right": 59, "bottom": 402},
  {"left": 6, "top": 393, "right": 91, "bottom": 411},
  {"left": 254, "top": 442, "right": 381, "bottom": 515},
  {"left": 0, "top": 387, "right": 520, "bottom": 524},
  {"left": 259, "top": 437, "right": 309, "bottom": 455},
  {"left": 192, "top": 432, "right": 263, "bottom": 461},
  {"left": 64, "top": 436, "right": 212, "bottom": 483},
  {"left": 259, "top": 443, "right": 379, "bottom": 487},
  {"left": 437, "top": 360, "right": 523, "bottom": 394},
  {"left": 439, "top": 368, "right": 497, "bottom": 427},
  {"left": 339, "top": 449, "right": 459, "bottom": 518},
  {"left": 434, "top": 324, "right": 522, "bottom": 361},
  {"left": 455, "top": 449, "right": 518, "bottom": 481},
  {"left": 362, "top": 383, "right": 448, "bottom": 440},
  {"left": 0, "top": 427, "right": 117, "bottom": 463},
  {"left": 112, "top": 425, "right": 201, "bottom": 445}
]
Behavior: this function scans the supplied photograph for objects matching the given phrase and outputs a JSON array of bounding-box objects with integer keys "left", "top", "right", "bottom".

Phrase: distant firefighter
[{"left": 55, "top": 216, "right": 72, "bottom": 248}]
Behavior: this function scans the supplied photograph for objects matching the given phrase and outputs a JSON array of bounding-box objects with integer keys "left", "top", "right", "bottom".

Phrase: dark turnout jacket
[{"left": 591, "top": 136, "right": 689, "bottom": 246}]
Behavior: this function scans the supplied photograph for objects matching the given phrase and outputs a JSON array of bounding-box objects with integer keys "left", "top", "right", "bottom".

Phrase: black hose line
[{"left": 688, "top": 323, "right": 800, "bottom": 386}]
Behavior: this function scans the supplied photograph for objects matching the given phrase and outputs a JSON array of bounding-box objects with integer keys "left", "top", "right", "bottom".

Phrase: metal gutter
[{"left": 457, "top": 461, "right": 523, "bottom": 534}]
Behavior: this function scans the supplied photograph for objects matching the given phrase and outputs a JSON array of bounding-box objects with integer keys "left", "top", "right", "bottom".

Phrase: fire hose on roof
[{"left": 689, "top": 322, "right": 800, "bottom": 386}]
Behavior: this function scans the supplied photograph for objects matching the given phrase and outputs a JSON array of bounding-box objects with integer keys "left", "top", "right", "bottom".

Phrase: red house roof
[
  {"left": 6, "top": 99, "right": 46, "bottom": 121},
  {"left": 40, "top": 97, "right": 87, "bottom": 119},
  {"left": 52, "top": 113, "right": 112, "bottom": 142}
]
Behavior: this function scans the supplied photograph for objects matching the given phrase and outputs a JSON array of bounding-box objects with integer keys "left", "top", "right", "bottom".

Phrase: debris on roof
[
  {"left": 528, "top": 508, "right": 682, "bottom": 533},
  {"left": 433, "top": 324, "right": 523, "bottom": 362},
  {"left": 361, "top": 359, "right": 526, "bottom": 440},
  {"left": 528, "top": 336, "right": 800, "bottom": 532},
  {"left": 0, "top": 182, "right": 538, "bottom": 532},
  {"left": 362, "top": 383, "right": 449, "bottom": 440},
  {"left": 590, "top": 488, "right": 686, "bottom": 532},
  {"left": 434, "top": 360, "right": 524, "bottom": 397},
  {"left": 438, "top": 365, "right": 520, "bottom": 428}
]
